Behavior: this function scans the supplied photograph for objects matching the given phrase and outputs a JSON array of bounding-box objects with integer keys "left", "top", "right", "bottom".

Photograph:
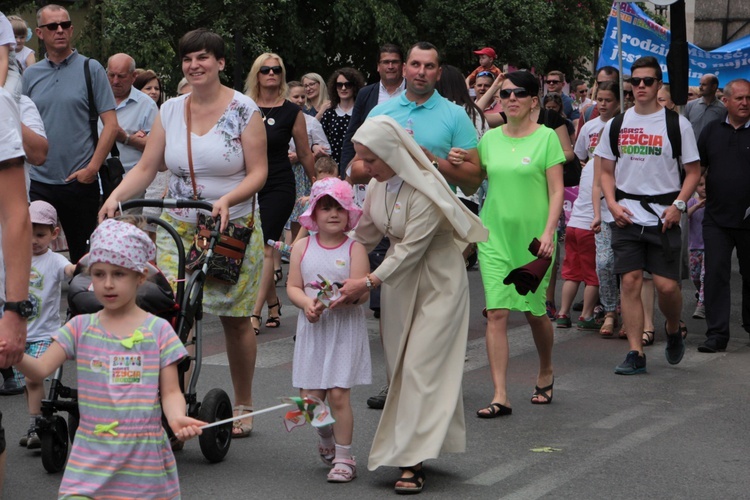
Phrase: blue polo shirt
[
  {"left": 367, "top": 90, "right": 477, "bottom": 162},
  {"left": 23, "top": 50, "right": 116, "bottom": 184},
  {"left": 99, "top": 87, "right": 158, "bottom": 171}
]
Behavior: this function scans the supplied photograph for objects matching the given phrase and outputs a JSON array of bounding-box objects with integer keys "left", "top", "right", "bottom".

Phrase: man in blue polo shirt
[
  {"left": 351, "top": 41, "right": 481, "bottom": 193},
  {"left": 22, "top": 4, "right": 117, "bottom": 264}
]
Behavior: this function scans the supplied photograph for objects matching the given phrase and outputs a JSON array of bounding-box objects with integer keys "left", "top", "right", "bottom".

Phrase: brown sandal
[{"left": 599, "top": 313, "right": 617, "bottom": 337}]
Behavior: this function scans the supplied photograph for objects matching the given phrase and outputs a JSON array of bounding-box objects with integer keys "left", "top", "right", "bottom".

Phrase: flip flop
[{"left": 476, "top": 402, "right": 512, "bottom": 418}]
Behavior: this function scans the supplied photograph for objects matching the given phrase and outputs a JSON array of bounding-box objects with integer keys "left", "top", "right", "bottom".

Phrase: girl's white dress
[{"left": 292, "top": 235, "right": 371, "bottom": 389}]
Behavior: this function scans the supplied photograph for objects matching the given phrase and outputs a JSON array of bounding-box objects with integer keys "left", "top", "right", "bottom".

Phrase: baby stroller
[{"left": 36, "top": 199, "right": 234, "bottom": 472}]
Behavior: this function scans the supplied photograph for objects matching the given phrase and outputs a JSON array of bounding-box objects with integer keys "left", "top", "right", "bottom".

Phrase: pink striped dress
[{"left": 54, "top": 313, "right": 188, "bottom": 499}]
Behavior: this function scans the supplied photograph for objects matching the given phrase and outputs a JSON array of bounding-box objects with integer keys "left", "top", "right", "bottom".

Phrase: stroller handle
[{"left": 120, "top": 198, "right": 215, "bottom": 212}]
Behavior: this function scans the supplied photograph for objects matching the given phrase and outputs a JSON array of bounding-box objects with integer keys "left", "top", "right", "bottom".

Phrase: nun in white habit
[{"left": 333, "top": 115, "right": 488, "bottom": 493}]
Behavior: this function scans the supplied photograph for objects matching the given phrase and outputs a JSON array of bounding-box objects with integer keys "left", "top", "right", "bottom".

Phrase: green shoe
[
  {"left": 577, "top": 315, "right": 602, "bottom": 331},
  {"left": 556, "top": 315, "right": 572, "bottom": 328}
]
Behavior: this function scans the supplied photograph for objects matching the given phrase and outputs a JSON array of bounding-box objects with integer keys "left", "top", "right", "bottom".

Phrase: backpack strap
[
  {"left": 664, "top": 107, "right": 681, "bottom": 160},
  {"left": 609, "top": 112, "right": 625, "bottom": 159}
]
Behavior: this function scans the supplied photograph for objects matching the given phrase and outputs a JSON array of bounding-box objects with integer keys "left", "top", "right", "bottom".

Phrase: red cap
[{"left": 474, "top": 47, "right": 496, "bottom": 59}]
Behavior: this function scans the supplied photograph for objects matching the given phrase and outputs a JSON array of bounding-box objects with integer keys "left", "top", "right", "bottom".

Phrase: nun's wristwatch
[{"left": 365, "top": 274, "right": 375, "bottom": 290}]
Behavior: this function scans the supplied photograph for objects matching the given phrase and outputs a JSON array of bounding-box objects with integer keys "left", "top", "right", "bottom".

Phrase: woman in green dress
[{"left": 476, "top": 71, "right": 565, "bottom": 417}]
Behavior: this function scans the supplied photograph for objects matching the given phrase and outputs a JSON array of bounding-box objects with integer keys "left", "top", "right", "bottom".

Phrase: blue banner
[{"left": 598, "top": 2, "right": 750, "bottom": 86}]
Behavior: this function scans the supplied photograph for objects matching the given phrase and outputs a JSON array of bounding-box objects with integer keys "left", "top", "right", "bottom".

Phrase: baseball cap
[
  {"left": 29, "top": 200, "right": 58, "bottom": 226},
  {"left": 474, "top": 47, "right": 497, "bottom": 59}
]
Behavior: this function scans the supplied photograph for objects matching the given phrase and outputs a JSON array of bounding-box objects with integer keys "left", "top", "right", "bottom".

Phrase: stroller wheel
[
  {"left": 198, "top": 388, "right": 233, "bottom": 463},
  {"left": 40, "top": 416, "right": 69, "bottom": 473}
]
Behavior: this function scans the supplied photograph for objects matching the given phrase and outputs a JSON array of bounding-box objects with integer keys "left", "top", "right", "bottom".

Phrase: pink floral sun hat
[
  {"left": 80, "top": 219, "right": 159, "bottom": 275},
  {"left": 299, "top": 177, "right": 362, "bottom": 232}
]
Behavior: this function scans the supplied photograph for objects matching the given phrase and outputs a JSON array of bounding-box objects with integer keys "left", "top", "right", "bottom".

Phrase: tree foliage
[{"left": 7, "top": 0, "right": 614, "bottom": 91}]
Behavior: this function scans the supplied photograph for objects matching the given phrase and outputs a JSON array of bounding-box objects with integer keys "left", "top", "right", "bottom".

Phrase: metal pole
[{"left": 617, "top": 2, "right": 624, "bottom": 113}]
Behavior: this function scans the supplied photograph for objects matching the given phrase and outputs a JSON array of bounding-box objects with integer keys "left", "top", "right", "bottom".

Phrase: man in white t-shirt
[
  {"left": 0, "top": 85, "right": 32, "bottom": 494},
  {"left": 595, "top": 56, "right": 701, "bottom": 375}
]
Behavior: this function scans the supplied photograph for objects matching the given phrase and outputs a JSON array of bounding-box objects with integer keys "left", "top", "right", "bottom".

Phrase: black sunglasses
[
  {"left": 545, "top": 80, "right": 561, "bottom": 85},
  {"left": 629, "top": 77, "right": 659, "bottom": 87},
  {"left": 39, "top": 21, "right": 72, "bottom": 31},
  {"left": 623, "top": 90, "right": 634, "bottom": 98},
  {"left": 259, "top": 65, "right": 282, "bottom": 75},
  {"left": 499, "top": 88, "right": 530, "bottom": 99},
  {"left": 336, "top": 81, "right": 354, "bottom": 89}
]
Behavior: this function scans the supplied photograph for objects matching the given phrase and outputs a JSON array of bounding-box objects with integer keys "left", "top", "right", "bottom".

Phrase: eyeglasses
[
  {"left": 259, "top": 66, "right": 282, "bottom": 75},
  {"left": 628, "top": 77, "right": 659, "bottom": 87},
  {"left": 38, "top": 21, "right": 72, "bottom": 31},
  {"left": 336, "top": 81, "right": 353, "bottom": 89},
  {"left": 303, "top": 82, "right": 319, "bottom": 89},
  {"left": 545, "top": 80, "right": 561, "bottom": 85},
  {"left": 577, "top": 89, "right": 588, "bottom": 94},
  {"left": 623, "top": 90, "right": 634, "bottom": 98},
  {"left": 379, "top": 59, "right": 401, "bottom": 66},
  {"left": 687, "top": 92, "right": 695, "bottom": 97},
  {"left": 499, "top": 88, "right": 530, "bottom": 99}
]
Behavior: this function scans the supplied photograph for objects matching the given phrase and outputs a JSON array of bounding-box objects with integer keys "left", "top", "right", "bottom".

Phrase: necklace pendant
[
  {"left": 267, "top": 118, "right": 275, "bottom": 126},
  {"left": 384, "top": 222, "right": 391, "bottom": 232}
]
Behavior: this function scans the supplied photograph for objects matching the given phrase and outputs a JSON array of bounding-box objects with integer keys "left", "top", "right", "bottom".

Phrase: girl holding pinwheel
[
  {"left": 5, "top": 218, "right": 204, "bottom": 498},
  {"left": 286, "top": 177, "right": 372, "bottom": 483}
]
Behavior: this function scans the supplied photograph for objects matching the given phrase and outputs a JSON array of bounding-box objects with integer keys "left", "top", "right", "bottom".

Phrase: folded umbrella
[{"left": 503, "top": 238, "right": 552, "bottom": 296}]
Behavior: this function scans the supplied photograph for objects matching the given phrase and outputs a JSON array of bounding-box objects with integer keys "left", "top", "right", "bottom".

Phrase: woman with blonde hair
[
  {"left": 245, "top": 53, "right": 315, "bottom": 340},
  {"left": 301, "top": 72, "right": 329, "bottom": 119}
]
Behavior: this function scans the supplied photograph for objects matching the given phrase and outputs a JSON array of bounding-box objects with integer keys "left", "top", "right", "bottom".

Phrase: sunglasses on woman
[
  {"left": 499, "top": 88, "right": 530, "bottom": 99},
  {"left": 336, "top": 81, "right": 353, "bottom": 89},
  {"left": 259, "top": 66, "right": 282, "bottom": 75},
  {"left": 628, "top": 77, "right": 659, "bottom": 87}
]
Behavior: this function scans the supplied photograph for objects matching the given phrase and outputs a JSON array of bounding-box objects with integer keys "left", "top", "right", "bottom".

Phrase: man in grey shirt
[
  {"left": 683, "top": 73, "right": 727, "bottom": 141},
  {"left": 22, "top": 4, "right": 117, "bottom": 263}
]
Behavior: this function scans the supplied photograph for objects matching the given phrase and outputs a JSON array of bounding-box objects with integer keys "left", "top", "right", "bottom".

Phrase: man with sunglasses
[
  {"left": 595, "top": 56, "right": 701, "bottom": 375},
  {"left": 21, "top": 4, "right": 117, "bottom": 264},
  {"left": 683, "top": 74, "right": 726, "bottom": 141},
  {"left": 545, "top": 70, "right": 574, "bottom": 119},
  {"left": 569, "top": 79, "right": 591, "bottom": 121}
]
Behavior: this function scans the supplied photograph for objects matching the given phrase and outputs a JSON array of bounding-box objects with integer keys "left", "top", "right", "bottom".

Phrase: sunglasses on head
[
  {"left": 545, "top": 80, "right": 561, "bottom": 85},
  {"left": 499, "top": 88, "right": 530, "bottom": 99},
  {"left": 336, "top": 81, "right": 353, "bottom": 89},
  {"left": 629, "top": 76, "right": 659, "bottom": 87},
  {"left": 259, "top": 66, "right": 282, "bottom": 75},
  {"left": 39, "top": 21, "right": 72, "bottom": 31},
  {"left": 477, "top": 71, "right": 495, "bottom": 80}
]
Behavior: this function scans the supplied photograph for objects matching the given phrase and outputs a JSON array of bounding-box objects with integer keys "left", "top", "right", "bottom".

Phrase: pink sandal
[{"left": 327, "top": 457, "right": 357, "bottom": 483}]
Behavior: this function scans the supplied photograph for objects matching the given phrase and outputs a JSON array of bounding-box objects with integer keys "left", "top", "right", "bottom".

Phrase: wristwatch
[
  {"left": 365, "top": 274, "right": 375, "bottom": 290},
  {"left": 672, "top": 200, "right": 687, "bottom": 213},
  {"left": 3, "top": 300, "right": 34, "bottom": 318}
]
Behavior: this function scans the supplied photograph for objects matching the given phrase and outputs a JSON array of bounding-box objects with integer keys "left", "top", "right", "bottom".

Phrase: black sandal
[
  {"left": 265, "top": 302, "right": 281, "bottom": 328},
  {"left": 531, "top": 377, "right": 554, "bottom": 405},
  {"left": 476, "top": 402, "right": 512, "bottom": 418},
  {"left": 395, "top": 466, "right": 425, "bottom": 494},
  {"left": 250, "top": 315, "right": 262, "bottom": 335},
  {"left": 642, "top": 330, "right": 655, "bottom": 346},
  {"left": 274, "top": 268, "right": 283, "bottom": 284}
]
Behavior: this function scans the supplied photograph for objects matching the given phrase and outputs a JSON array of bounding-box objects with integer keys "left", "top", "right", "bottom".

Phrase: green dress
[{"left": 477, "top": 125, "right": 565, "bottom": 315}]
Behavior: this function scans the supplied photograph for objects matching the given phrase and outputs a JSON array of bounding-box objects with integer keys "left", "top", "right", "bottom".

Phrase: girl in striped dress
[{"left": 9, "top": 219, "right": 204, "bottom": 499}]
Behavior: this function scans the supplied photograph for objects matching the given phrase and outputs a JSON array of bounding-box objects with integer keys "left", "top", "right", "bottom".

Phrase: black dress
[
  {"left": 320, "top": 106, "right": 352, "bottom": 167},
  {"left": 258, "top": 100, "right": 301, "bottom": 241}
]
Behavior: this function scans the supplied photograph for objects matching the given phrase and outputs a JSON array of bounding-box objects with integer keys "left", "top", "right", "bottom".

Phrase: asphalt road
[{"left": 2, "top": 257, "right": 749, "bottom": 499}]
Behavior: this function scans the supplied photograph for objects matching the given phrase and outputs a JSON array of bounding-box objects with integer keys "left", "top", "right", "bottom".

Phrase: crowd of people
[{"left": 1, "top": 4, "right": 750, "bottom": 498}]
